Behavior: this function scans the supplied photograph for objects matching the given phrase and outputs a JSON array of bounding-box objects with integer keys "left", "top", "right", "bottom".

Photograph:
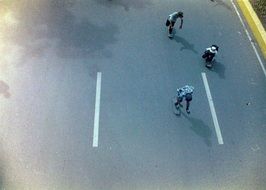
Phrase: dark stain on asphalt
[
  {"left": 0, "top": 142, "right": 7, "bottom": 189},
  {"left": 4, "top": 0, "right": 119, "bottom": 60},
  {"left": 0, "top": 81, "right": 11, "bottom": 98},
  {"left": 95, "top": 0, "right": 152, "bottom": 11},
  {"left": 211, "top": 0, "right": 233, "bottom": 11}
]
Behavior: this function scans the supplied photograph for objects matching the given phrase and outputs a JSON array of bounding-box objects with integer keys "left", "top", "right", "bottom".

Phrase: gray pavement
[{"left": 0, "top": 0, "right": 266, "bottom": 189}]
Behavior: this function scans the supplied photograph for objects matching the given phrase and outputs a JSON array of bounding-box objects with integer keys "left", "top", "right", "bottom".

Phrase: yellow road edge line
[{"left": 237, "top": 0, "right": 266, "bottom": 59}]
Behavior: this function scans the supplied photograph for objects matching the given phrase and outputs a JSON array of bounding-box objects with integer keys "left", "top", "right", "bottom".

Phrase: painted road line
[
  {"left": 93, "top": 72, "right": 102, "bottom": 147},
  {"left": 201, "top": 73, "right": 224, "bottom": 145},
  {"left": 231, "top": 0, "right": 266, "bottom": 78}
]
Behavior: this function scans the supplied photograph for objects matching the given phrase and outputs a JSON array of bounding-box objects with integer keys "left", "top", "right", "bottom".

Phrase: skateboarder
[
  {"left": 175, "top": 85, "right": 194, "bottom": 114},
  {"left": 166, "top": 11, "right": 183, "bottom": 38},
  {"left": 202, "top": 45, "right": 219, "bottom": 68}
]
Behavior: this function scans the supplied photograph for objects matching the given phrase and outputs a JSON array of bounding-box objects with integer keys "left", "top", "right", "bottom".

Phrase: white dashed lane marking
[
  {"left": 93, "top": 72, "right": 102, "bottom": 147},
  {"left": 202, "top": 72, "right": 224, "bottom": 145}
]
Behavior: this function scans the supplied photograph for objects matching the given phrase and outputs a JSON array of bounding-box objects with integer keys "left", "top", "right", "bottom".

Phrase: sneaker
[
  {"left": 186, "top": 109, "right": 190, "bottom": 114},
  {"left": 168, "top": 34, "right": 173, "bottom": 38}
]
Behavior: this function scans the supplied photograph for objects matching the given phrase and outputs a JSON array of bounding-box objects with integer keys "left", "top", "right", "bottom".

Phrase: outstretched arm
[{"left": 179, "top": 18, "right": 183, "bottom": 29}]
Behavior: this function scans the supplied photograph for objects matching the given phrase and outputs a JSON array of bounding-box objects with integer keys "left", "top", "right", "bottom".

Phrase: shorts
[
  {"left": 166, "top": 19, "right": 175, "bottom": 27},
  {"left": 177, "top": 96, "right": 183, "bottom": 103},
  {"left": 185, "top": 93, "right": 192, "bottom": 101}
]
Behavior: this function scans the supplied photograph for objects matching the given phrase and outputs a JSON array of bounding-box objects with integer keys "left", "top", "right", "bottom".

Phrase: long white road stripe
[
  {"left": 201, "top": 73, "right": 224, "bottom": 145},
  {"left": 93, "top": 72, "right": 102, "bottom": 147},
  {"left": 231, "top": 0, "right": 266, "bottom": 78}
]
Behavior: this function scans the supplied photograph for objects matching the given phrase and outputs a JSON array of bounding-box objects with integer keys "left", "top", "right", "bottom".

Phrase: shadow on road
[
  {"left": 52, "top": 19, "right": 118, "bottom": 59},
  {"left": 201, "top": 60, "right": 226, "bottom": 79},
  {"left": 211, "top": 0, "right": 232, "bottom": 11},
  {"left": 211, "top": 60, "right": 226, "bottom": 79},
  {"left": 95, "top": 0, "right": 152, "bottom": 11},
  {"left": 0, "top": 142, "right": 7, "bottom": 189},
  {"left": 3, "top": 0, "right": 119, "bottom": 62},
  {"left": 0, "top": 81, "right": 11, "bottom": 98},
  {"left": 173, "top": 34, "right": 198, "bottom": 54},
  {"left": 181, "top": 111, "right": 212, "bottom": 147}
]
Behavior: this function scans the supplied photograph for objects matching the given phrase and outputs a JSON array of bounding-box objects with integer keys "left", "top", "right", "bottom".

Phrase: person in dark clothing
[{"left": 202, "top": 45, "right": 219, "bottom": 63}]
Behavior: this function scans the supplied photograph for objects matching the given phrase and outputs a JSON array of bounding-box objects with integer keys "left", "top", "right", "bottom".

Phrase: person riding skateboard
[
  {"left": 175, "top": 85, "right": 194, "bottom": 114},
  {"left": 166, "top": 11, "right": 183, "bottom": 38}
]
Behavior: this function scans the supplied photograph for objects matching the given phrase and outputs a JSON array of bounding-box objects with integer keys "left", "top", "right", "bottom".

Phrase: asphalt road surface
[{"left": 0, "top": 0, "right": 266, "bottom": 190}]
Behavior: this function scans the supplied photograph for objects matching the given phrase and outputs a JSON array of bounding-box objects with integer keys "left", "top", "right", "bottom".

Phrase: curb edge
[{"left": 237, "top": 0, "right": 266, "bottom": 59}]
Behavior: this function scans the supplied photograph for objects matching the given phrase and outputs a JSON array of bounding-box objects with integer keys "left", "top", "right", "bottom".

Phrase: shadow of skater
[
  {"left": 181, "top": 111, "right": 212, "bottom": 147},
  {"left": 0, "top": 81, "right": 11, "bottom": 98},
  {"left": 202, "top": 59, "right": 226, "bottom": 79},
  {"left": 174, "top": 35, "right": 198, "bottom": 54},
  {"left": 211, "top": 61, "right": 226, "bottom": 79}
]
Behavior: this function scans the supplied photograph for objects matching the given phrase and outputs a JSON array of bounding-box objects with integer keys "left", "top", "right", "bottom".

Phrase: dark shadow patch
[
  {"left": 211, "top": 60, "right": 226, "bottom": 79},
  {"left": 95, "top": 0, "right": 152, "bottom": 11},
  {"left": 0, "top": 81, "right": 11, "bottom": 98},
  {"left": 0, "top": 141, "right": 6, "bottom": 189},
  {"left": 181, "top": 111, "right": 212, "bottom": 147},
  {"left": 174, "top": 34, "right": 198, "bottom": 54},
  {"left": 5, "top": 0, "right": 119, "bottom": 61},
  {"left": 211, "top": 0, "right": 232, "bottom": 11},
  {"left": 52, "top": 19, "right": 119, "bottom": 59},
  {"left": 200, "top": 59, "right": 226, "bottom": 79},
  {"left": 87, "top": 63, "right": 100, "bottom": 78}
]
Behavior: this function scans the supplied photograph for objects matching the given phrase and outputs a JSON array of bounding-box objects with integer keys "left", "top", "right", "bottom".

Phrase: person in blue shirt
[{"left": 175, "top": 85, "right": 194, "bottom": 114}]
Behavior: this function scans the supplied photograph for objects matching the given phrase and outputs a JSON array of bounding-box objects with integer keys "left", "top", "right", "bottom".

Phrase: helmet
[
  {"left": 209, "top": 46, "right": 218, "bottom": 54},
  {"left": 211, "top": 45, "right": 219, "bottom": 51},
  {"left": 178, "top": 11, "right": 183, "bottom": 17},
  {"left": 211, "top": 46, "right": 216, "bottom": 51}
]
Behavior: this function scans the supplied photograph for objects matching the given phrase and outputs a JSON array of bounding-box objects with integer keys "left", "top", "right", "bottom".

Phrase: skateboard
[
  {"left": 172, "top": 97, "right": 181, "bottom": 115},
  {"left": 167, "top": 26, "right": 174, "bottom": 38},
  {"left": 205, "top": 62, "right": 212, "bottom": 68},
  {"left": 205, "top": 59, "right": 216, "bottom": 69}
]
